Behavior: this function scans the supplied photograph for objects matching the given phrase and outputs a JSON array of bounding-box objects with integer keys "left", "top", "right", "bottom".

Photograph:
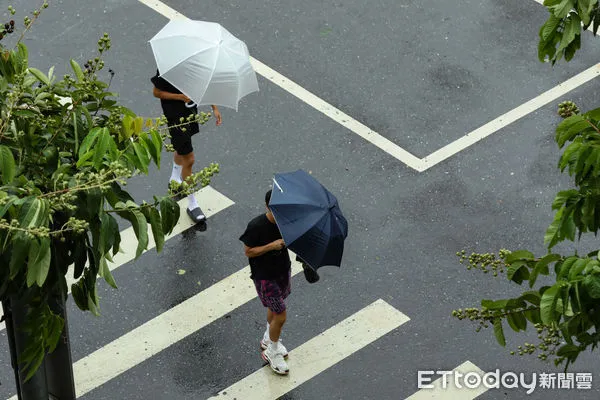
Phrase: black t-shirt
[
  {"left": 239, "top": 214, "right": 291, "bottom": 280},
  {"left": 150, "top": 70, "right": 199, "bottom": 135}
]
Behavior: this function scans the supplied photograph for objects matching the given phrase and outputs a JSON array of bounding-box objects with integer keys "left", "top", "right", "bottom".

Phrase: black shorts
[{"left": 169, "top": 123, "right": 198, "bottom": 156}]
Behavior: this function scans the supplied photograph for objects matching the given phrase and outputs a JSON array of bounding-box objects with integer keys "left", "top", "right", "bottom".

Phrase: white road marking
[
  {"left": 208, "top": 299, "right": 410, "bottom": 400},
  {"left": 405, "top": 361, "right": 487, "bottom": 400},
  {"left": 250, "top": 58, "right": 424, "bottom": 169},
  {"left": 419, "top": 63, "right": 600, "bottom": 171},
  {"left": 0, "top": 185, "right": 234, "bottom": 332},
  {"left": 4, "top": 257, "right": 304, "bottom": 400},
  {"left": 138, "top": 0, "right": 600, "bottom": 173}
]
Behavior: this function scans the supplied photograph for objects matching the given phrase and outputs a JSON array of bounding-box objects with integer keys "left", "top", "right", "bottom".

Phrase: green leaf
[
  {"left": 520, "top": 291, "right": 541, "bottom": 306},
  {"left": 76, "top": 150, "right": 94, "bottom": 168},
  {"left": 583, "top": 275, "right": 600, "bottom": 298},
  {"left": 559, "top": 141, "right": 582, "bottom": 172},
  {"left": 46, "top": 313, "right": 64, "bottom": 353},
  {"left": 18, "top": 198, "right": 42, "bottom": 228},
  {"left": 557, "top": 343, "right": 580, "bottom": 358},
  {"left": 544, "top": 216, "right": 563, "bottom": 249},
  {"left": 143, "top": 207, "right": 164, "bottom": 253},
  {"left": 23, "top": 349, "right": 45, "bottom": 382},
  {"left": 564, "top": 33, "right": 581, "bottom": 61},
  {"left": 507, "top": 311, "right": 527, "bottom": 332},
  {"left": 116, "top": 204, "right": 148, "bottom": 258},
  {"left": 0, "top": 195, "right": 17, "bottom": 219},
  {"left": 584, "top": 107, "right": 600, "bottom": 121},
  {"left": 493, "top": 318, "right": 506, "bottom": 347},
  {"left": 550, "top": 0, "right": 575, "bottom": 18},
  {"left": 73, "top": 241, "right": 87, "bottom": 279},
  {"left": 558, "top": 13, "right": 581, "bottom": 54},
  {"left": 530, "top": 254, "right": 561, "bottom": 288},
  {"left": 540, "top": 13, "right": 562, "bottom": 41},
  {"left": 159, "top": 197, "right": 180, "bottom": 235},
  {"left": 481, "top": 299, "right": 508, "bottom": 310},
  {"left": 26, "top": 238, "right": 51, "bottom": 287},
  {"left": 27, "top": 67, "right": 49, "bottom": 85},
  {"left": 78, "top": 127, "right": 102, "bottom": 159},
  {"left": 9, "top": 233, "right": 29, "bottom": 279},
  {"left": 99, "top": 213, "right": 118, "bottom": 255},
  {"left": 0, "top": 145, "right": 16, "bottom": 184},
  {"left": 552, "top": 190, "right": 580, "bottom": 210},
  {"left": 505, "top": 250, "right": 535, "bottom": 263},
  {"left": 557, "top": 256, "right": 578, "bottom": 279},
  {"left": 92, "top": 128, "right": 111, "bottom": 170},
  {"left": 121, "top": 114, "right": 134, "bottom": 141},
  {"left": 524, "top": 308, "right": 542, "bottom": 324},
  {"left": 555, "top": 115, "right": 589, "bottom": 147},
  {"left": 104, "top": 182, "right": 135, "bottom": 208},
  {"left": 87, "top": 291, "right": 100, "bottom": 316},
  {"left": 570, "top": 259, "right": 596, "bottom": 280},
  {"left": 98, "top": 256, "right": 117, "bottom": 289},
  {"left": 150, "top": 129, "right": 163, "bottom": 165},
  {"left": 541, "top": 285, "right": 561, "bottom": 324},
  {"left": 132, "top": 142, "right": 150, "bottom": 174},
  {"left": 71, "top": 280, "right": 88, "bottom": 311},
  {"left": 507, "top": 261, "right": 530, "bottom": 285},
  {"left": 70, "top": 59, "right": 85, "bottom": 82},
  {"left": 143, "top": 133, "right": 160, "bottom": 166}
]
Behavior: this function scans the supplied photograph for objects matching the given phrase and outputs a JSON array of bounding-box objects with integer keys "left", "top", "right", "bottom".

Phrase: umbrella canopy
[
  {"left": 149, "top": 19, "right": 259, "bottom": 110},
  {"left": 269, "top": 170, "right": 348, "bottom": 270}
]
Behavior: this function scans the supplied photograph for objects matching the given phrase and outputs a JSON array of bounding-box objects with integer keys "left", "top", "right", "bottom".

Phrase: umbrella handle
[{"left": 185, "top": 101, "right": 197, "bottom": 108}]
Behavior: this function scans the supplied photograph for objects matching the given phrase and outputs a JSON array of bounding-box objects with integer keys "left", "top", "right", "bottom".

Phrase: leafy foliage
[
  {"left": 0, "top": 4, "right": 219, "bottom": 380},
  {"left": 454, "top": 0, "right": 600, "bottom": 371},
  {"left": 538, "top": 0, "right": 600, "bottom": 64}
]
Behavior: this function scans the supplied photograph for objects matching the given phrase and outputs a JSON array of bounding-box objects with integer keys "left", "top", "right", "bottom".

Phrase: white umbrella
[{"left": 149, "top": 19, "right": 259, "bottom": 111}]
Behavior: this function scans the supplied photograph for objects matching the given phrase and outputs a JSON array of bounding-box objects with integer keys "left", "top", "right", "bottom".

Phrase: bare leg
[
  {"left": 175, "top": 152, "right": 194, "bottom": 182},
  {"left": 269, "top": 310, "right": 286, "bottom": 343}
]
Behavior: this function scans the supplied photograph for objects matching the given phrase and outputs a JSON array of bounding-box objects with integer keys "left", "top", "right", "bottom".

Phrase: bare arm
[
  {"left": 244, "top": 239, "right": 284, "bottom": 258},
  {"left": 153, "top": 87, "right": 189, "bottom": 102}
]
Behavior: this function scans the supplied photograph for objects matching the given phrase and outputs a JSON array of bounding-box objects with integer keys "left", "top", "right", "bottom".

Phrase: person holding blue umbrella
[
  {"left": 239, "top": 190, "right": 291, "bottom": 375},
  {"left": 269, "top": 169, "right": 348, "bottom": 273}
]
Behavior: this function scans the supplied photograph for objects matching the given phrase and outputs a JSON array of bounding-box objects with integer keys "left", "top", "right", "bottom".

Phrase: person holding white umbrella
[
  {"left": 151, "top": 70, "right": 222, "bottom": 223},
  {"left": 149, "top": 19, "right": 259, "bottom": 224}
]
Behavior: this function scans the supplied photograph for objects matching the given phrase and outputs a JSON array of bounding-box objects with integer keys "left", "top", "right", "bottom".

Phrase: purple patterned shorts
[{"left": 253, "top": 270, "right": 291, "bottom": 314}]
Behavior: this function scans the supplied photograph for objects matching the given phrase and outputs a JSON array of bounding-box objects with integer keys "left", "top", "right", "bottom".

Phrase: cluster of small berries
[
  {"left": 0, "top": 20, "right": 15, "bottom": 41},
  {"left": 84, "top": 57, "right": 104, "bottom": 75},
  {"left": 557, "top": 100, "right": 579, "bottom": 119}
]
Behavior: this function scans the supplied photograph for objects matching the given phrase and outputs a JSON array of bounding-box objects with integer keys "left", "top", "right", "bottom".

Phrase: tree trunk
[
  {"left": 4, "top": 289, "right": 76, "bottom": 400},
  {"left": 45, "top": 290, "right": 76, "bottom": 399},
  {"left": 5, "top": 295, "right": 49, "bottom": 400}
]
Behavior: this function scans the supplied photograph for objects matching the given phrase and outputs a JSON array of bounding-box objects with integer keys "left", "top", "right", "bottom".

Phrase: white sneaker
[
  {"left": 260, "top": 338, "right": 288, "bottom": 358},
  {"left": 262, "top": 345, "right": 289, "bottom": 375}
]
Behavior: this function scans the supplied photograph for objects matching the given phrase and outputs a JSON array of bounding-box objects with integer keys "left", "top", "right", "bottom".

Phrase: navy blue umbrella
[{"left": 269, "top": 169, "right": 348, "bottom": 270}]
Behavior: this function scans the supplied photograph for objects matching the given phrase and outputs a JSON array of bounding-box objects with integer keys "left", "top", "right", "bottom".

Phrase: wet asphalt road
[{"left": 1, "top": 0, "right": 600, "bottom": 399}]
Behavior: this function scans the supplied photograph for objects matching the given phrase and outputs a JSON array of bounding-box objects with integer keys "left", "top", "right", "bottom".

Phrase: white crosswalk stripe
[{"left": 208, "top": 299, "right": 410, "bottom": 400}]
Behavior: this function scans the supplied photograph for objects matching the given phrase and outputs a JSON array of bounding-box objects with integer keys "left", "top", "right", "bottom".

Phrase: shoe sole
[
  {"left": 260, "top": 341, "right": 288, "bottom": 358},
  {"left": 261, "top": 351, "right": 289, "bottom": 375}
]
